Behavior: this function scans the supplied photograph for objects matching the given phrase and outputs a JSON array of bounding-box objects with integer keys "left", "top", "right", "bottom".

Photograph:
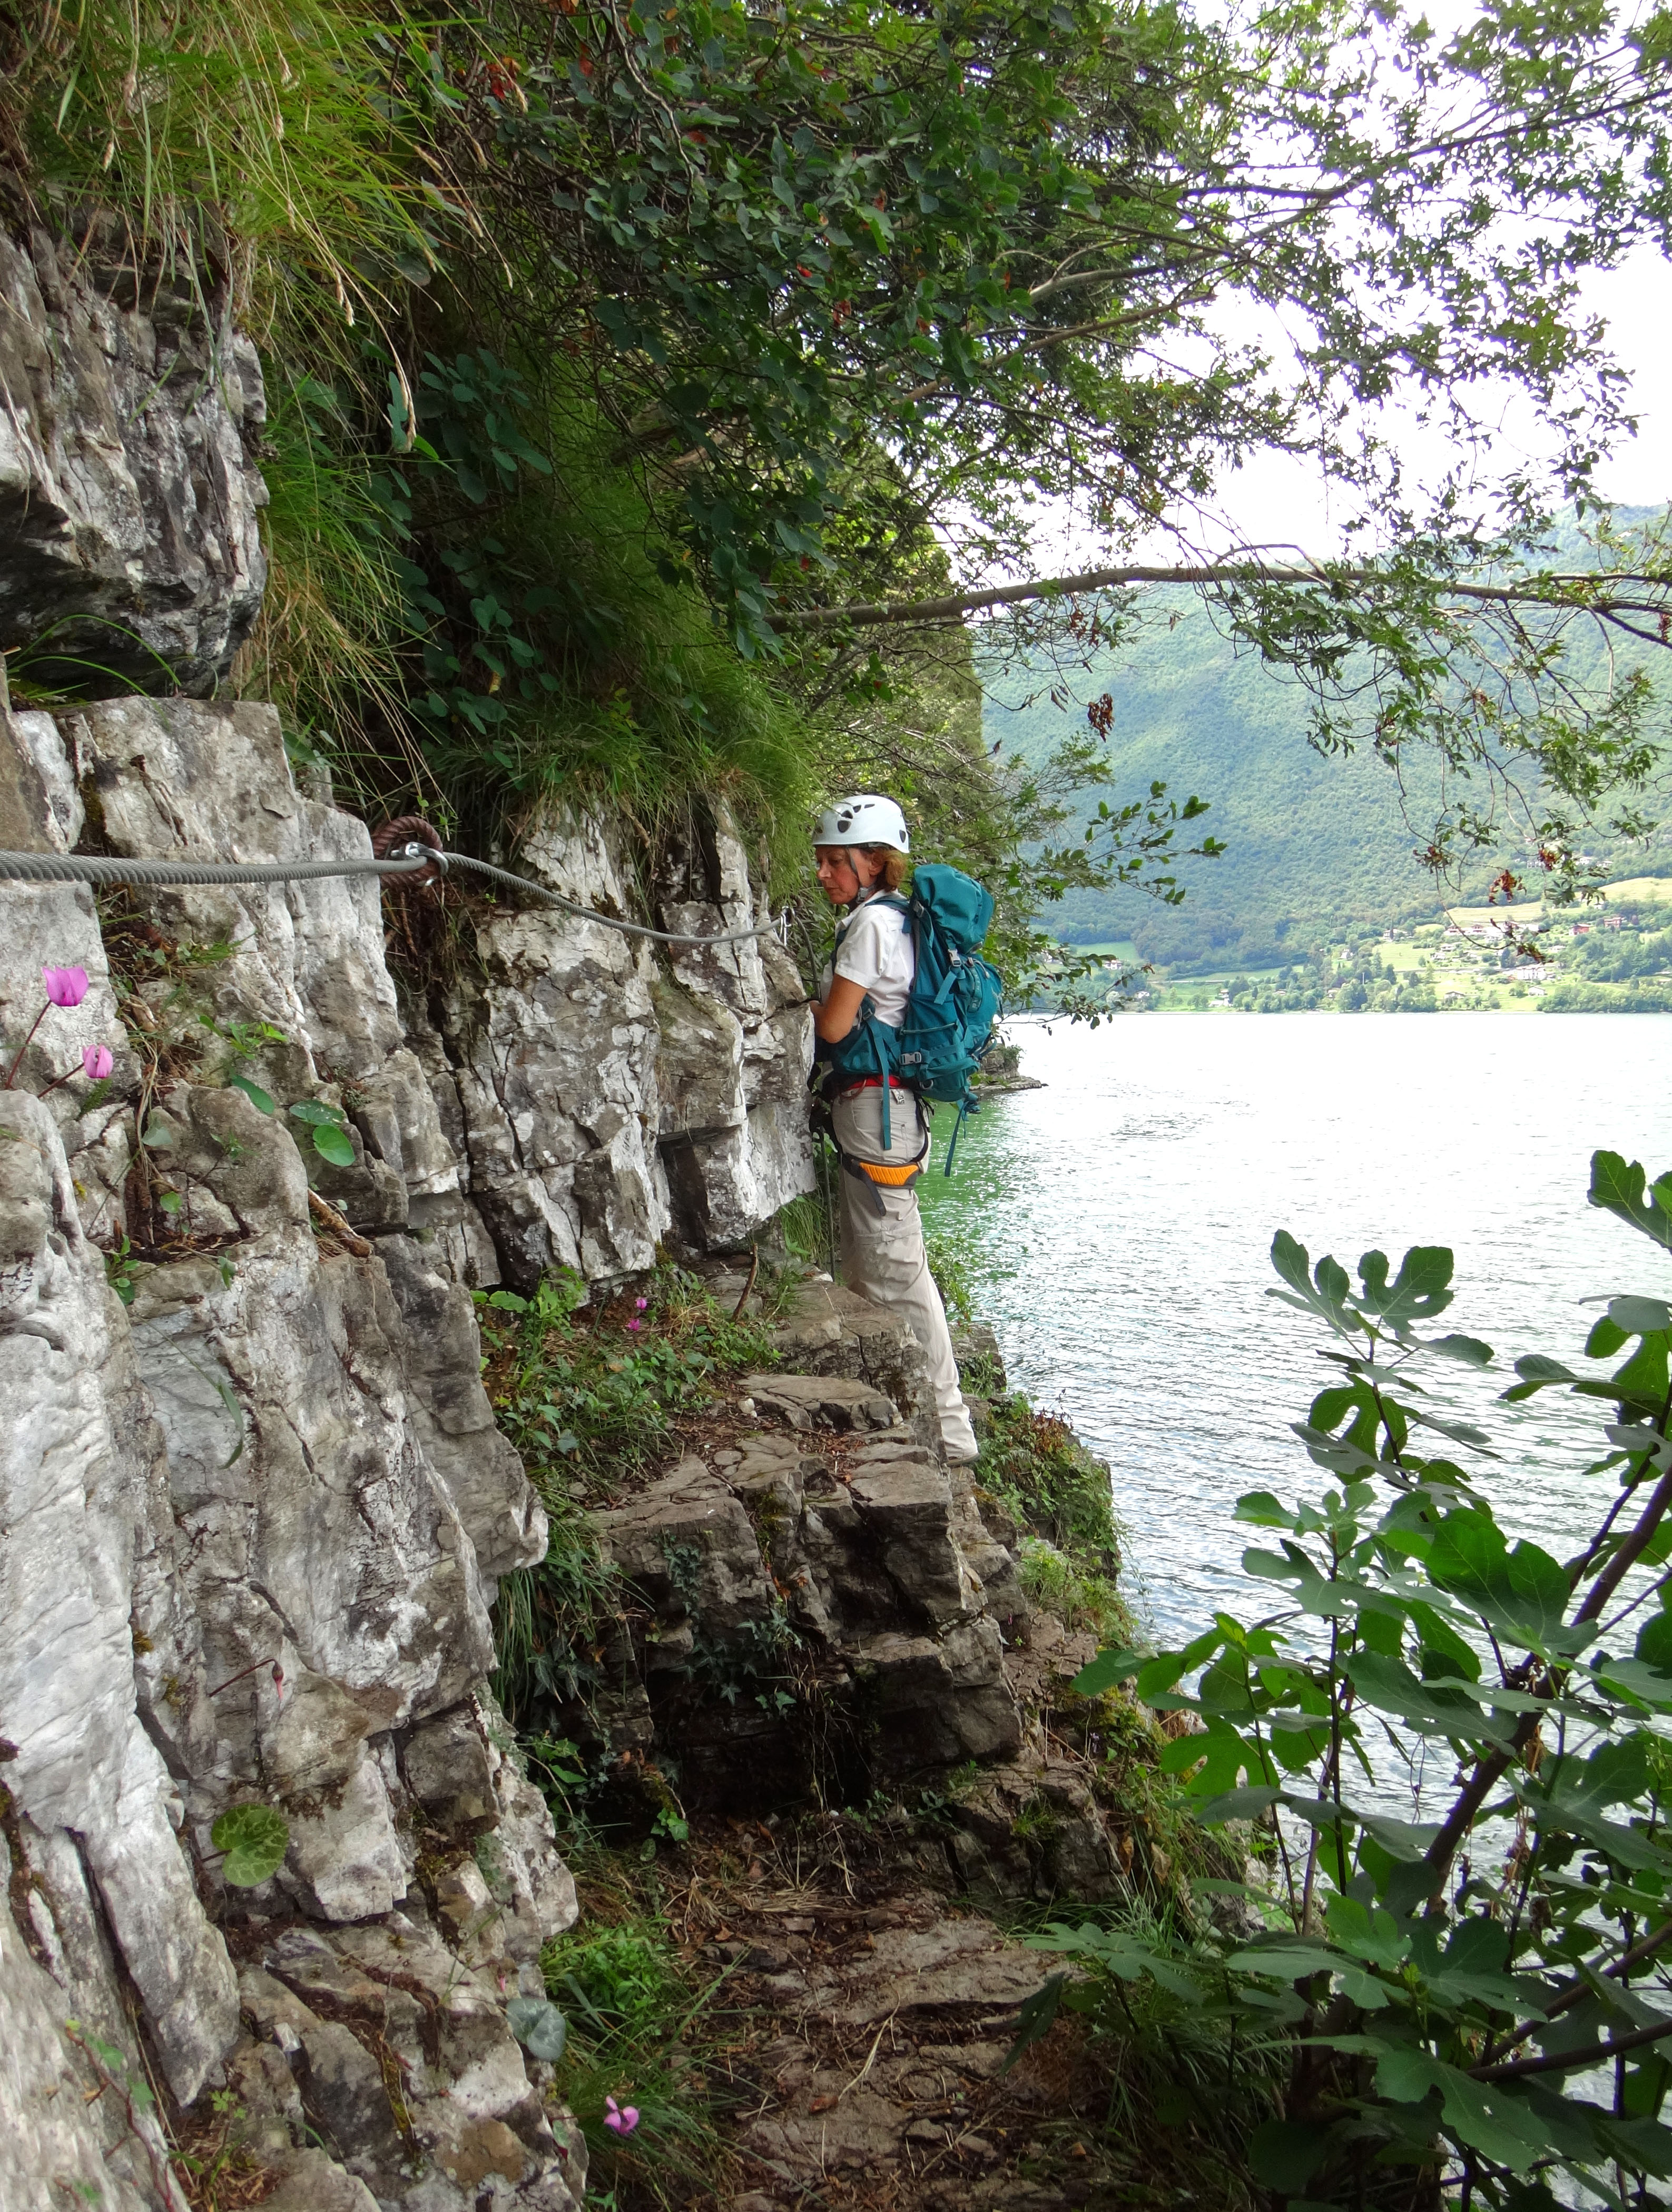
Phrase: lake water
[{"left": 917, "top": 1012, "right": 1672, "bottom": 1645}]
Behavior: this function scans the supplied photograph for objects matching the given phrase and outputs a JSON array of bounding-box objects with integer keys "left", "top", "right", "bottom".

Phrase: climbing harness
[
  {"left": 818, "top": 1075, "right": 931, "bottom": 1218},
  {"left": 838, "top": 1124, "right": 931, "bottom": 1217},
  {"left": 0, "top": 828, "right": 783, "bottom": 950}
]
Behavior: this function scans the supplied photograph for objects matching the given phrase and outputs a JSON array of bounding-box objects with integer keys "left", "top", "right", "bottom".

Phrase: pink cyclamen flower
[
  {"left": 626, "top": 1318, "right": 644, "bottom": 1332},
  {"left": 82, "top": 1044, "right": 114, "bottom": 1081},
  {"left": 42, "top": 966, "right": 90, "bottom": 1009},
  {"left": 634, "top": 1296, "right": 649, "bottom": 1310},
  {"left": 604, "top": 2097, "right": 639, "bottom": 2136}
]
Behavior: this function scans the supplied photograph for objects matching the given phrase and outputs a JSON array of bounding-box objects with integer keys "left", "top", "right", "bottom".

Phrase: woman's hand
[{"left": 813, "top": 975, "right": 867, "bottom": 1043}]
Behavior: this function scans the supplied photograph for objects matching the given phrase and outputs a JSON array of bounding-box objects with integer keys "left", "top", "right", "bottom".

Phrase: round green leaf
[
  {"left": 310, "top": 1123, "right": 357, "bottom": 1168},
  {"left": 211, "top": 1803, "right": 289, "bottom": 1887},
  {"left": 1608, "top": 1294, "right": 1672, "bottom": 1337},
  {"left": 1247, "top": 2119, "right": 1329, "bottom": 2195},
  {"left": 505, "top": 1997, "right": 567, "bottom": 2061},
  {"left": 288, "top": 1099, "right": 347, "bottom": 1128}
]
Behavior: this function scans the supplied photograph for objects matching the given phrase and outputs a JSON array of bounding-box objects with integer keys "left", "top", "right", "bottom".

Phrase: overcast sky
[
  {"left": 1164, "top": 0, "right": 1672, "bottom": 565},
  {"left": 1024, "top": 0, "right": 1672, "bottom": 575},
  {"left": 1018, "top": 239, "right": 1672, "bottom": 581},
  {"left": 1187, "top": 242, "right": 1672, "bottom": 559}
]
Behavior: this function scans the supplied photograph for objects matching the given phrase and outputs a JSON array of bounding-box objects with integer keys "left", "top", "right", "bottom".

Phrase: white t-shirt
[{"left": 827, "top": 895, "right": 914, "bottom": 1028}]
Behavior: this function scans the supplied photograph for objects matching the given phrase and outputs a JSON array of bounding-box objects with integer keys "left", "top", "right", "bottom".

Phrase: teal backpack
[{"left": 820, "top": 863, "right": 1004, "bottom": 1174}]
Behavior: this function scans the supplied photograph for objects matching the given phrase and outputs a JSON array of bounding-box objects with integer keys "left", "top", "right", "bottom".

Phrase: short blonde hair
[{"left": 858, "top": 844, "right": 910, "bottom": 893}]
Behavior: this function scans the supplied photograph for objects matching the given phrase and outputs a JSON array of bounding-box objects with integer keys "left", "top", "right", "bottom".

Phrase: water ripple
[{"left": 920, "top": 1012, "right": 1672, "bottom": 1644}]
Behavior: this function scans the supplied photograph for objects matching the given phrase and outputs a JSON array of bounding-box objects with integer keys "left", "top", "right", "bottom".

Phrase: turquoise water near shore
[{"left": 917, "top": 1012, "right": 1672, "bottom": 1644}]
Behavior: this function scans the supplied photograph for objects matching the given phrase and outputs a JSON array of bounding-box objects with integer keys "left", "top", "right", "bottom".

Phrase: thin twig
[
  {"left": 1472, "top": 2013, "right": 1672, "bottom": 2083},
  {"left": 731, "top": 1243, "right": 759, "bottom": 1322},
  {"left": 205, "top": 1655, "right": 278, "bottom": 1699}
]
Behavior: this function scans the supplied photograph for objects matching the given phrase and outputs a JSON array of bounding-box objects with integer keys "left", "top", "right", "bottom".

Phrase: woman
[{"left": 811, "top": 795, "right": 980, "bottom": 1464}]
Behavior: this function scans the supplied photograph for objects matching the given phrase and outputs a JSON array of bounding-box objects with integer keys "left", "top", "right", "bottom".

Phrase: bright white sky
[
  {"left": 1184, "top": 243, "right": 1672, "bottom": 560},
  {"left": 1027, "top": 0, "right": 1672, "bottom": 575},
  {"left": 1020, "top": 239, "right": 1672, "bottom": 577}
]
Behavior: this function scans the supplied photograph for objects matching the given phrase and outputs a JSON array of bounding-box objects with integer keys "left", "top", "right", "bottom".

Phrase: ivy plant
[
  {"left": 224, "top": 1073, "right": 357, "bottom": 1171},
  {"left": 210, "top": 1803, "right": 290, "bottom": 1888},
  {"left": 287, "top": 1099, "right": 357, "bottom": 1169}
]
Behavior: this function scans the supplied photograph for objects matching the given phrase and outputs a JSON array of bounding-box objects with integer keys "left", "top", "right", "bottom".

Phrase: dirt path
[{"left": 664, "top": 1818, "right": 1157, "bottom": 2212}]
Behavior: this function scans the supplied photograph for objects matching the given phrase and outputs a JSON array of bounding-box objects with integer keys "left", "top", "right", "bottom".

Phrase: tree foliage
[{"left": 6, "top": 0, "right": 1672, "bottom": 925}]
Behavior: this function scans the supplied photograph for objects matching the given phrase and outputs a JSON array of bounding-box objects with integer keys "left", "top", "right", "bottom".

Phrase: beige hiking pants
[{"left": 831, "top": 1086, "right": 979, "bottom": 1462}]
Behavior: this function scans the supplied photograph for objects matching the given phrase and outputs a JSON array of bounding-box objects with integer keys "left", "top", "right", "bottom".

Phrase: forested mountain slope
[{"left": 986, "top": 515, "right": 1672, "bottom": 974}]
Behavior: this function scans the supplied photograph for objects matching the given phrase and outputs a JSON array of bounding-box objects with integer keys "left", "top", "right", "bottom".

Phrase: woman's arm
[{"left": 813, "top": 975, "right": 867, "bottom": 1043}]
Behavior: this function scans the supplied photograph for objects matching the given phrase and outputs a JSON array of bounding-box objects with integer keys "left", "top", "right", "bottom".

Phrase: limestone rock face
[
  {"left": 0, "top": 216, "right": 266, "bottom": 695},
  {"left": 0, "top": 698, "right": 578, "bottom": 2206},
  {"left": 238, "top": 1908, "right": 587, "bottom": 2211},
  {"left": 425, "top": 799, "right": 814, "bottom": 1285},
  {"left": 0, "top": 1823, "right": 190, "bottom": 2212},
  {"left": 768, "top": 1273, "right": 943, "bottom": 1453},
  {"left": 430, "top": 810, "right": 667, "bottom": 1287},
  {"left": 61, "top": 695, "right": 406, "bottom": 1084},
  {"left": 652, "top": 807, "right": 815, "bottom": 1249},
  {"left": 0, "top": 668, "right": 823, "bottom": 2199},
  {"left": 0, "top": 1087, "right": 238, "bottom": 2102},
  {"left": 0, "top": 689, "right": 136, "bottom": 1115}
]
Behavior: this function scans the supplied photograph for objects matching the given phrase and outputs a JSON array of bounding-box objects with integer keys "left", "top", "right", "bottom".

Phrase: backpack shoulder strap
[{"left": 834, "top": 891, "right": 909, "bottom": 950}]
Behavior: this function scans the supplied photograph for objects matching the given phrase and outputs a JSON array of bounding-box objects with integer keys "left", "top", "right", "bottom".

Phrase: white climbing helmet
[{"left": 812, "top": 794, "right": 910, "bottom": 853}]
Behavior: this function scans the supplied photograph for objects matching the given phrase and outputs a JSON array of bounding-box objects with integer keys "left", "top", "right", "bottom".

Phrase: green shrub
[
  {"left": 380, "top": 354, "right": 820, "bottom": 856},
  {"left": 484, "top": 1266, "right": 780, "bottom": 1739},
  {"left": 978, "top": 1393, "right": 1123, "bottom": 1574},
  {"left": 1035, "top": 1151, "right": 1672, "bottom": 2209},
  {"left": 542, "top": 1923, "right": 675, "bottom": 2045}
]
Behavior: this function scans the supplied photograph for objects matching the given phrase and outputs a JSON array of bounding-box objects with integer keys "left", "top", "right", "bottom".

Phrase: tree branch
[
  {"left": 1424, "top": 1401, "right": 1672, "bottom": 1900},
  {"left": 1471, "top": 2011, "right": 1672, "bottom": 2083},
  {"left": 1480, "top": 1915, "right": 1672, "bottom": 2068},
  {"left": 768, "top": 563, "right": 1672, "bottom": 633}
]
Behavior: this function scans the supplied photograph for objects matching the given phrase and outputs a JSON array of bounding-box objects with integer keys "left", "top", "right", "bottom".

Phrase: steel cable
[
  {"left": 438, "top": 850, "right": 778, "bottom": 945},
  {"left": 0, "top": 844, "right": 782, "bottom": 947},
  {"left": 0, "top": 847, "right": 432, "bottom": 887}
]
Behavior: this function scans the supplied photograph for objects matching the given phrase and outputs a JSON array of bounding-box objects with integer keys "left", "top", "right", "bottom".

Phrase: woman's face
[{"left": 815, "top": 845, "right": 881, "bottom": 906}]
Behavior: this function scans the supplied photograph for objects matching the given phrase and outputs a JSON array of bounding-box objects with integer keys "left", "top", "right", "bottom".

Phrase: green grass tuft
[
  {"left": 538, "top": 1855, "right": 742, "bottom": 2208},
  {"left": 7, "top": 1, "right": 451, "bottom": 359},
  {"left": 483, "top": 1265, "right": 780, "bottom": 1743},
  {"left": 1017, "top": 1533, "right": 1133, "bottom": 1645}
]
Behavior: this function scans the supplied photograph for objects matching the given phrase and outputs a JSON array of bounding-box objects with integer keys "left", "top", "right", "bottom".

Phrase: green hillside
[{"left": 984, "top": 537, "right": 1672, "bottom": 974}]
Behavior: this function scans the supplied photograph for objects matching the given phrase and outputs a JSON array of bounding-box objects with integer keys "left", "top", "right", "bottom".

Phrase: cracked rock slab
[
  {"left": 745, "top": 1371, "right": 902, "bottom": 1435},
  {"left": 0, "top": 1089, "right": 237, "bottom": 2104}
]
